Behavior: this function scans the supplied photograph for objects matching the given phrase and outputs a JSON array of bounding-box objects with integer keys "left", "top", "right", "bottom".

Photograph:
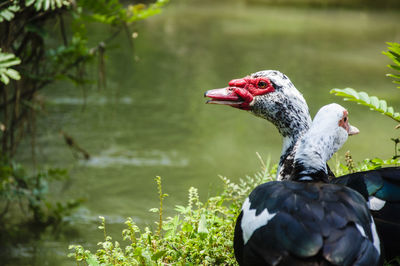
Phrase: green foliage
[
  {"left": 0, "top": 49, "right": 21, "bottom": 85},
  {"left": 26, "top": 0, "right": 71, "bottom": 11},
  {"left": 334, "top": 151, "right": 400, "bottom": 177},
  {"left": 383, "top": 42, "right": 400, "bottom": 88},
  {"left": 0, "top": 3, "right": 20, "bottom": 22},
  {"left": 46, "top": 32, "right": 93, "bottom": 84},
  {"left": 69, "top": 166, "right": 275, "bottom": 265},
  {"left": 0, "top": 0, "right": 70, "bottom": 23},
  {"left": 0, "top": 0, "right": 170, "bottom": 230},
  {"left": 0, "top": 157, "right": 83, "bottom": 225},
  {"left": 330, "top": 88, "right": 400, "bottom": 122},
  {"left": 77, "top": 0, "right": 169, "bottom": 25},
  {"left": 0, "top": 0, "right": 171, "bottom": 157},
  {"left": 154, "top": 176, "right": 168, "bottom": 237}
]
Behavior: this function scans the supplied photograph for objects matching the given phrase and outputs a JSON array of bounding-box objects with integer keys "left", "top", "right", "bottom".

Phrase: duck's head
[
  {"left": 205, "top": 70, "right": 311, "bottom": 137},
  {"left": 294, "top": 103, "right": 359, "bottom": 178}
]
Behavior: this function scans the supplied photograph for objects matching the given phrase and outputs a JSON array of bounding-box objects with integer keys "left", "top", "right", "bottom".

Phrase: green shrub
[
  {"left": 0, "top": 157, "right": 83, "bottom": 226},
  {"left": 69, "top": 160, "right": 276, "bottom": 265}
]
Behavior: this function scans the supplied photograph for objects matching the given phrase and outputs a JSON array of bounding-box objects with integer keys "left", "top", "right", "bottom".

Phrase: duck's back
[{"left": 234, "top": 181, "right": 381, "bottom": 266}]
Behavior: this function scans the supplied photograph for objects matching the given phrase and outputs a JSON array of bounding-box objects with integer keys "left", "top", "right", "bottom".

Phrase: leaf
[
  {"left": 330, "top": 88, "right": 400, "bottom": 122},
  {"left": 0, "top": 49, "right": 21, "bottom": 85},
  {"left": 0, "top": 4, "right": 20, "bottom": 22},
  {"left": 384, "top": 42, "right": 400, "bottom": 88},
  {"left": 26, "top": 0, "right": 35, "bottom": 5},
  {"left": 389, "top": 65, "right": 400, "bottom": 71},
  {"left": 85, "top": 254, "right": 100, "bottom": 266},
  {"left": 387, "top": 73, "right": 400, "bottom": 79},
  {"left": 28, "top": 0, "right": 71, "bottom": 11},
  {"left": 369, "top": 96, "right": 379, "bottom": 109},
  {"left": 151, "top": 250, "right": 166, "bottom": 261},
  {"left": 198, "top": 214, "right": 209, "bottom": 237},
  {"left": 379, "top": 100, "right": 387, "bottom": 113},
  {"left": 387, "top": 106, "right": 394, "bottom": 116},
  {"left": 1, "top": 73, "right": 10, "bottom": 85},
  {"left": 182, "top": 223, "right": 193, "bottom": 232},
  {"left": 5, "top": 69, "right": 21, "bottom": 80},
  {"left": 358, "top": 92, "right": 370, "bottom": 104}
]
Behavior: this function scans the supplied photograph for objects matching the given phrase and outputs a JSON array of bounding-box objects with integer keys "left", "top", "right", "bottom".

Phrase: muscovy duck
[
  {"left": 205, "top": 70, "right": 400, "bottom": 260},
  {"left": 234, "top": 103, "right": 381, "bottom": 265}
]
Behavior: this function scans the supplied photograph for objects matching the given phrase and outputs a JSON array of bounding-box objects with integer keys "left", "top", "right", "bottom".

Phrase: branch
[
  {"left": 58, "top": 12, "right": 68, "bottom": 46},
  {"left": 330, "top": 88, "right": 400, "bottom": 124}
]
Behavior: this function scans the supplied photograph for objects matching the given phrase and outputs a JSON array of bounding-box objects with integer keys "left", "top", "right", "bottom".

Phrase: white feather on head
[{"left": 294, "top": 103, "right": 358, "bottom": 176}]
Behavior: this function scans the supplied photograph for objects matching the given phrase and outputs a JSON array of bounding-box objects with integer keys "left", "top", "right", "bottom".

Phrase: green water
[{"left": 7, "top": 2, "right": 400, "bottom": 265}]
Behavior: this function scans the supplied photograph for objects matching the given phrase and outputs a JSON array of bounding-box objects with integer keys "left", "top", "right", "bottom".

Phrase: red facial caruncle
[
  {"left": 338, "top": 110, "right": 359, "bottom": 136},
  {"left": 204, "top": 76, "right": 275, "bottom": 110}
]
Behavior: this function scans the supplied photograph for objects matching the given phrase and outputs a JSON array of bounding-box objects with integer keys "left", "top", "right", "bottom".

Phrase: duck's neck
[
  {"left": 276, "top": 119, "right": 311, "bottom": 181},
  {"left": 292, "top": 130, "right": 336, "bottom": 182}
]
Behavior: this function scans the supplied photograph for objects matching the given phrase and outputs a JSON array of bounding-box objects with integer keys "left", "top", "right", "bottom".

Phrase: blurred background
[{"left": 2, "top": 0, "right": 400, "bottom": 264}]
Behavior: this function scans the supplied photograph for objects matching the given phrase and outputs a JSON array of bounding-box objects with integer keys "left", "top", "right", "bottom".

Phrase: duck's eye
[
  {"left": 344, "top": 116, "right": 347, "bottom": 122},
  {"left": 258, "top": 81, "right": 267, "bottom": 88}
]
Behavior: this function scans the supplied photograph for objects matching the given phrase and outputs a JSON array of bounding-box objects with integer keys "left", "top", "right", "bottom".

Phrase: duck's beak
[
  {"left": 348, "top": 124, "right": 359, "bottom": 136},
  {"left": 204, "top": 87, "right": 244, "bottom": 108}
]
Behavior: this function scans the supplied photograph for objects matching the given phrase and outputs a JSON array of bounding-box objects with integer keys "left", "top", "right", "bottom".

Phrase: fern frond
[
  {"left": 0, "top": 49, "right": 21, "bottom": 85},
  {"left": 25, "top": 0, "right": 71, "bottom": 11},
  {"left": 383, "top": 42, "right": 400, "bottom": 88},
  {"left": 330, "top": 88, "right": 400, "bottom": 123}
]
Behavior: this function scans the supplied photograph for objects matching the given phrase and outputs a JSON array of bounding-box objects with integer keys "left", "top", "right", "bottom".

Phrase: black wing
[
  {"left": 234, "top": 181, "right": 381, "bottom": 266},
  {"left": 332, "top": 167, "right": 400, "bottom": 260}
]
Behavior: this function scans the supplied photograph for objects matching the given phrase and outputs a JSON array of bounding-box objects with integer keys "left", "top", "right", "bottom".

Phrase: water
[{"left": 7, "top": 2, "right": 400, "bottom": 265}]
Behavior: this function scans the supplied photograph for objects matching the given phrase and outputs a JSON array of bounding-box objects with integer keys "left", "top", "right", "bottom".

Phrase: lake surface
[{"left": 7, "top": 2, "right": 400, "bottom": 265}]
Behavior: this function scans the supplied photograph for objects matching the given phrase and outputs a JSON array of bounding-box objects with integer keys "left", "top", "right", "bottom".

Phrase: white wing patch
[
  {"left": 367, "top": 196, "right": 386, "bottom": 211},
  {"left": 370, "top": 218, "right": 381, "bottom": 255},
  {"left": 355, "top": 221, "right": 381, "bottom": 255},
  {"left": 241, "top": 198, "right": 277, "bottom": 244},
  {"left": 355, "top": 223, "right": 366, "bottom": 238}
]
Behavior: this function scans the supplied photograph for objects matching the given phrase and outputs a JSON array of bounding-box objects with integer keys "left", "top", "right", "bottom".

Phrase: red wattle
[
  {"left": 234, "top": 87, "right": 253, "bottom": 103},
  {"left": 229, "top": 78, "right": 247, "bottom": 87}
]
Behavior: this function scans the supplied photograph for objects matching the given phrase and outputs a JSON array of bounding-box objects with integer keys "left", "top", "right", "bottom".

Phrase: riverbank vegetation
[
  {"left": 0, "top": 0, "right": 168, "bottom": 242},
  {"left": 68, "top": 158, "right": 275, "bottom": 265}
]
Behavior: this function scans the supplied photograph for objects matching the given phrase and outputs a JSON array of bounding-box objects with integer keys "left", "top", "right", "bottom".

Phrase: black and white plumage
[
  {"left": 331, "top": 167, "right": 400, "bottom": 260},
  {"left": 205, "top": 70, "right": 400, "bottom": 260},
  {"left": 234, "top": 104, "right": 381, "bottom": 266}
]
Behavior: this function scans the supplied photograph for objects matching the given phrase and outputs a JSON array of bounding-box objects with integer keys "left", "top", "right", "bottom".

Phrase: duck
[
  {"left": 205, "top": 70, "right": 400, "bottom": 260},
  {"left": 233, "top": 103, "right": 380, "bottom": 265}
]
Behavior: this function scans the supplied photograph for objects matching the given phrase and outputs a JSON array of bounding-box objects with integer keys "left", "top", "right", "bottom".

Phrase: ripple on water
[
  {"left": 48, "top": 96, "right": 133, "bottom": 105},
  {"left": 80, "top": 147, "right": 189, "bottom": 168}
]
